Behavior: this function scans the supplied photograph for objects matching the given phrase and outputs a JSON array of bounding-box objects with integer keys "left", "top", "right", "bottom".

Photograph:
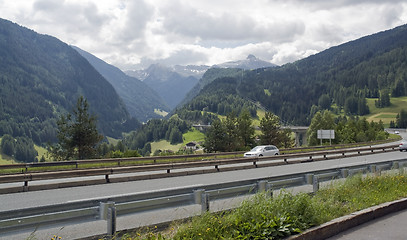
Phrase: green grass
[
  {"left": 34, "top": 145, "right": 49, "bottom": 161},
  {"left": 106, "top": 136, "right": 120, "bottom": 146},
  {"left": 183, "top": 128, "right": 205, "bottom": 144},
  {"left": 154, "top": 109, "right": 169, "bottom": 117},
  {"left": 150, "top": 140, "right": 183, "bottom": 154},
  {"left": 0, "top": 156, "right": 15, "bottom": 165},
  {"left": 252, "top": 108, "right": 266, "bottom": 128},
  {"left": 125, "top": 172, "right": 407, "bottom": 240},
  {"left": 366, "top": 96, "right": 407, "bottom": 126}
]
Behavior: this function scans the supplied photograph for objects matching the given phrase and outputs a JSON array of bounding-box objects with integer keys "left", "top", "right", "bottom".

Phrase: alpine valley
[{"left": 1, "top": 16, "right": 407, "bottom": 154}]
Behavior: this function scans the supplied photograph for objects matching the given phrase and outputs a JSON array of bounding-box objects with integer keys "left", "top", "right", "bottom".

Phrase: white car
[
  {"left": 244, "top": 145, "right": 280, "bottom": 157},
  {"left": 400, "top": 141, "right": 407, "bottom": 152},
  {"left": 395, "top": 130, "right": 400, "bottom": 134}
]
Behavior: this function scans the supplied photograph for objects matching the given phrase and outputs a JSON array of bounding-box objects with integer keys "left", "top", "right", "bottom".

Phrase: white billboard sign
[{"left": 317, "top": 130, "right": 335, "bottom": 140}]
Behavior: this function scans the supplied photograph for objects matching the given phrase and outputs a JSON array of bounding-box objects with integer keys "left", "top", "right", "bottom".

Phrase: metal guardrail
[
  {"left": 0, "top": 144, "right": 399, "bottom": 193},
  {"left": 0, "top": 139, "right": 395, "bottom": 172},
  {"left": 1, "top": 157, "right": 407, "bottom": 238}
]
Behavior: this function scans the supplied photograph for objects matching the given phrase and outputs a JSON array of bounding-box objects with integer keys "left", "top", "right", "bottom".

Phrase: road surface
[{"left": 1, "top": 137, "right": 406, "bottom": 239}]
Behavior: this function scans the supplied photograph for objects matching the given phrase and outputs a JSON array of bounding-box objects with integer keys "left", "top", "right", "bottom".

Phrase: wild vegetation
[
  {"left": 117, "top": 172, "right": 407, "bottom": 240},
  {"left": 177, "top": 24, "right": 407, "bottom": 126},
  {"left": 123, "top": 117, "right": 190, "bottom": 156},
  {"left": 48, "top": 96, "right": 103, "bottom": 160},
  {"left": 0, "top": 18, "right": 139, "bottom": 148},
  {"left": 307, "top": 110, "right": 389, "bottom": 145},
  {"left": 1, "top": 20, "right": 407, "bottom": 163},
  {"left": 203, "top": 110, "right": 294, "bottom": 152}
]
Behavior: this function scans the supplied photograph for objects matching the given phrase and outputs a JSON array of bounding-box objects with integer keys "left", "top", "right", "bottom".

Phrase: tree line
[
  {"left": 178, "top": 26, "right": 407, "bottom": 126},
  {"left": 203, "top": 110, "right": 294, "bottom": 153},
  {"left": 307, "top": 110, "right": 388, "bottom": 146}
]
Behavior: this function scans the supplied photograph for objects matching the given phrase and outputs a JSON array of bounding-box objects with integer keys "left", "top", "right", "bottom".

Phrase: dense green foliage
[
  {"left": 49, "top": 97, "right": 103, "bottom": 160},
  {"left": 0, "top": 18, "right": 139, "bottom": 146},
  {"left": 178, "top": 68, "right": 243, "bottom": 108},
  {"left": 259, "top": 112, "right": 294, "bottom": 148},
  {"left": 127, "top": 172, "right": 407, "bottom": 240},
  {"left": 307, "top": 111, "right": 388, "bottom": 145},
  {"left": 375, "top": 89, "right": 391, "bottom": 108},
  {"left": 203, "top": 111, "right": 255, "bottom": 152},
  {"left": 175, "top": 77, "right": 258, "bottom": 124},
  {"left": 123, "top": 118, "right": 190, "bottom": 155},
  {"left": 1, "top": 134, "right": 38, "bottom": 162},
  {"left": 203, "top": 111, "right": 293, "bottom": 152},
  {"left": 177, "top": 24, "right": 407, "bottom": 125},
  {"left": 391, "top": 109, "right": 407, "bottom": 128}
]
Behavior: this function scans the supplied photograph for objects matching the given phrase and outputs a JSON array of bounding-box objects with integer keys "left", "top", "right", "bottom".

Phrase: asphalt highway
[{"left": 0, "top": 133, "right": 406, "bottom": 239}]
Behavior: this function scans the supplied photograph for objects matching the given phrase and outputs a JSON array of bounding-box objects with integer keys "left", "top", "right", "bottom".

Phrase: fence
[
  {"left": 0, "top": 144, "right": 398, "bottom": 194},
  {"left": 1, "top": 157, "right": 406, "bottom": 239}
]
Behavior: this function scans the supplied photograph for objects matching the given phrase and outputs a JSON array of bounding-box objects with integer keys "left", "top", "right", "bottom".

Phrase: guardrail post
[
  {"left": 370, "top": 165, "right": 377, "bottom": 174},
  {"left": 100, "top": 201, "right": 116, "bottom": 239},
  {"left": 194, "top": 189, "right": 209, "bottom": 214},
  {"left": 392, "top": 161, "right": 399, "bottom": 169},
  {"left": 341, "top": 169, "right": 349, "bottom": 178},
  {"left": 105, "top": 174, "right": 110, "bottom": 183},
  {"left": 305, "top": 174, "right": 313, "bottom": 184},
  {"left": 23, "top": 181, "right": 29, "bottom": 192},
  {"left": 313, "top": 175, "right": 319, "bottom": 193},
  {"left": 258, "top": 180, "right": 272, "bottom": 197}
]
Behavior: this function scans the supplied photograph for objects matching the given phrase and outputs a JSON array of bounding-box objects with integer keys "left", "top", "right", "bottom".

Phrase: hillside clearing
[{"left": 366, "top": 97, "right": 407, "bottom": 126}]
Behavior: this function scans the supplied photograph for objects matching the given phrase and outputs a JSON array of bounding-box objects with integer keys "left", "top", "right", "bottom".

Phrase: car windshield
[{"left": 250, "top": 146, "right": 263, "bottom": 151}]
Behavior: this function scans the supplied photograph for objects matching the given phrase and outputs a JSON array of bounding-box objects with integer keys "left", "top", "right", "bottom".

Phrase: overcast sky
[{"left": 1, "top": 0, "right": 406, "bottom": 70}]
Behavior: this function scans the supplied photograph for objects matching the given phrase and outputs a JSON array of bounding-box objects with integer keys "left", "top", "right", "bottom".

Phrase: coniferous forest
[
  {"left": 1, "top": 17, "right": 407, "bottom": 161},
  {"left": 176, "top": 24, "right": 407, "bottom": 126}
]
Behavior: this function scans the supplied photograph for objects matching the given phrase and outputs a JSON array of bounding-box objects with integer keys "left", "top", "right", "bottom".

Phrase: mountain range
[
  {"left": 0, "top": 18, "right": 139, "bottom": 143},
  {"left": 73, "top": 47, "right": 170, "bottom": 122},
  {"left": 176, "top": 24, "right": 407, "bottom": 125},
  {"left": 126, "top": 64, "right": 200, "bottom": 109},
  {"left": 1, "top": 16, "right": 407, "bottom": 148},
  {"left": 125, "top": 55, "right": 276, "bottom": 109}
]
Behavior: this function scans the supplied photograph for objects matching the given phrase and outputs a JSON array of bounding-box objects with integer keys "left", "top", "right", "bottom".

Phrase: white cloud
[{"left": 1, "top": 0, "right": 406, "bottom": 70}]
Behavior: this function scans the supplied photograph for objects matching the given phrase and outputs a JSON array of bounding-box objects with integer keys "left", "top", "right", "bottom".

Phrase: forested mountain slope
[
  {"left": 0, "top": 18, "right": 139, "bottom": 143},
  {"left": 73, "top": 47, "right": 170, "bottom": 122},
  {"left": 140, "top": 64, "right": 199, "bottom": 109},
  {"left": 177, "top": 24, "right": 407, "bottom": 125}
]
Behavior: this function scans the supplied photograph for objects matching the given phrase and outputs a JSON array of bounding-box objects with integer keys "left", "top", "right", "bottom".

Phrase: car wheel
[
  {"left": 275, "top": 153, "right": 279, "bottom": 155},
  {"left": 259, "top": 154, "right": 263, "bottom": 157}
]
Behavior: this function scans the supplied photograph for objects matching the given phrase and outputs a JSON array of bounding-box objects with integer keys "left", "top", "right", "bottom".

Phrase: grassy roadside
[{"left": 120, "top": 171, "right": 407, "bottom": 240}]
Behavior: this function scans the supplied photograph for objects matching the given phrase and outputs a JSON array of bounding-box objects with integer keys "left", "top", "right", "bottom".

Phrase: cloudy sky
[{"left": 1, "top": 0, "right": 407, "bottom": 70}]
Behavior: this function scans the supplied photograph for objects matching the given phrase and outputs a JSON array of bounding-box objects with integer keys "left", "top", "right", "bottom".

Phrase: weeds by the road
[{"left": 119, "top": 170, "right": 407, "bottom": 240}]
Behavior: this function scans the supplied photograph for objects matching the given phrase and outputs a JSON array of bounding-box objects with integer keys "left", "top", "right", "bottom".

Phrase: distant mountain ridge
[
  {"left": 0, "top": 18, "right": 139, "bottom": 143},
  {"left": 73, "top": 47, "right": 170, "bottom": 122},
  {"left": 176, "top": 24, "right": 407, "bottom": 126},
  {"left": 125, "top": 55, "right": 276, "bottom": 109},
  {"left": 213, "top": 54, "right": 277, "bottom": 69},
  {"left": 126, "top": 64, "right": 200, "bottom": 109}
]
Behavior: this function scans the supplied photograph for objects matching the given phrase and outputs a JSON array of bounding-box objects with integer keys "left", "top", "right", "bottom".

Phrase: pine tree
[
  {"left": 49, "top": 96, "right": 103, "bottom": 160},
  {"left": 259, "top": 112, "right": 281, "bottom": 146}
]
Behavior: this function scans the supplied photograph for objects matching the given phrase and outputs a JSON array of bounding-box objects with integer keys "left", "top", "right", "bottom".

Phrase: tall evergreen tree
[
  {"left": 396, "top": 109, "right": 407, "bottom": 128},
  {"left": 49, "top": 96, "right": 103, "bottom": 160},
  {"left": 203, "top": 119, "right": 226, "bottom": 152},
  {"left": 237, "top": 109, "right": 255, "bottom": 149},
  {"left": 259, "top": 112, "right": 293, "bottom": 148}
]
